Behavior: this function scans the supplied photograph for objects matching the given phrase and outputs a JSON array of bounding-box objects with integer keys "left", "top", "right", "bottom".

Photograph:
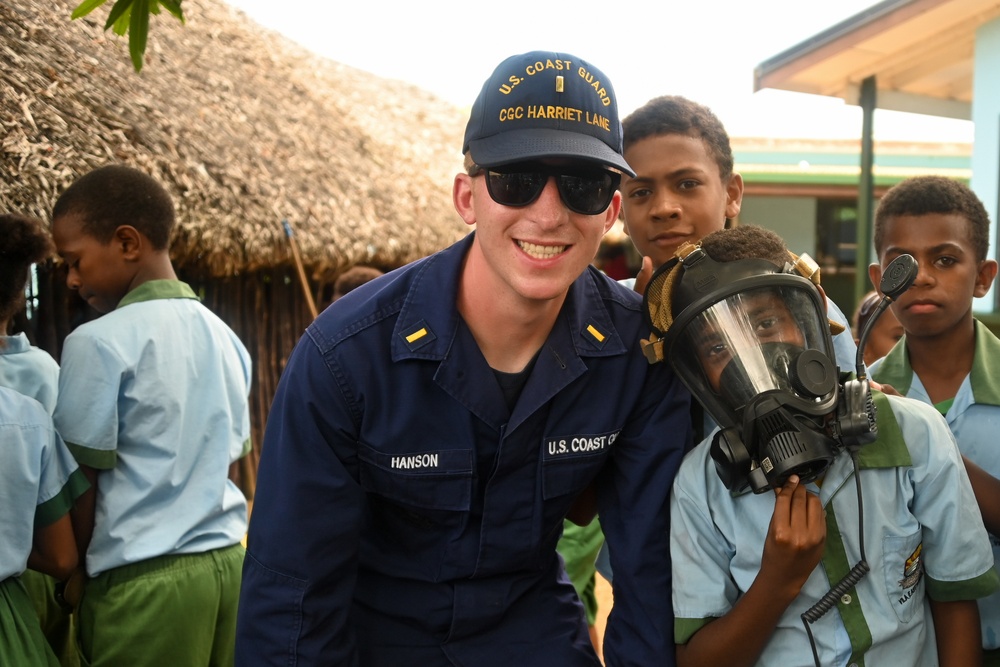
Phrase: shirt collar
[
  {"left": 391, "top": 233, "right": 628, "bottom": 362},
  {"left": 117, "top": 280, "right": 199, "bottom": 309},
  {"left": 871, "top": 319, "right": 1000, "bottom": 407},
  {"left": 970, "top": 319, "right": 1000, "bottom": 407},
  {"left": 857, "top": 390, "right": 911, "bottom": 469},
  {"left": 869, "top": 337, "right": 912, "bottom": 395},
  {"left": 0, "top": 332, "right": 30, "bottom": 354}
]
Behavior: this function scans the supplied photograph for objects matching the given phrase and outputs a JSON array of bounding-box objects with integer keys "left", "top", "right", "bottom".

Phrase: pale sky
[{"left": 223, "top": 0, "right": 974, "bottom": 144}]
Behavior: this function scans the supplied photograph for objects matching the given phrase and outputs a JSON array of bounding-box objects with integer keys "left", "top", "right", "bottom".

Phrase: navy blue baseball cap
[{"left": 463, "top": 51, "right": 634, "bottom": 176}]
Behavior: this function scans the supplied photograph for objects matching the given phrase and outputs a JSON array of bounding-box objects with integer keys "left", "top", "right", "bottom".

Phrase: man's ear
[
  {"left": 453, "top": 174, "right": 477, "bottom": 227},
  {"left": 975, "top": 259, "right": 999, "bottom": 298},
  {"left": 114, "top": 225, "right": 143, "bottom": 260},
  {"left": 868, "top": 262, "right": 883, "bottom": 296},
  {"left": 602, "top": 191, "right": 622, "bottom": 235}
]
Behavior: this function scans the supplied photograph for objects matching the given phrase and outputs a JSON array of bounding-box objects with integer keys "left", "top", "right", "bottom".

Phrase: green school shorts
[
  {"left": 556, "top": 520, "right": 605, "bottom": 625},
  {"left": 21, "top": 569, "right": 79, "bottom": 667},
  {"left": 77, "top": 544, "right": 244, "bottom": 667},
  {"left": 0, "top": 576, "right": 60, "bottom": 667}
]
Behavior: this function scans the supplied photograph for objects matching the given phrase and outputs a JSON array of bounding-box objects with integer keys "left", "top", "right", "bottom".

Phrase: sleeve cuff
[
  {"left": 66, "top": 441, "right": 117, "bottom": 470},
  {"left": 35, "top": 468, "right": 91, "bottom": 528},
  {"left": 927, "top": 567, "right": 1000, "bottom": 602},
  {"left": 675, "top": 615, "right": 716, "bottom": 644}
]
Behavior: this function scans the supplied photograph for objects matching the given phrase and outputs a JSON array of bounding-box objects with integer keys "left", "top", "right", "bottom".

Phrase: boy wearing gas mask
[{"left": 643, "top": 224, "right": 998, "bottom": 667}]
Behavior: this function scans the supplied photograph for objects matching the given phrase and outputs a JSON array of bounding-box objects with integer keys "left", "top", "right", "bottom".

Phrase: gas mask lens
[{"left": 676, "top": 285, "right": 834, "bottom": 418}]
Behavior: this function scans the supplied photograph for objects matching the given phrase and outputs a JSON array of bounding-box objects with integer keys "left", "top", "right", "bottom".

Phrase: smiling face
[
  {"left": 870, "top": 212, "right": 996, "bottom": 341},
  {"left": 51, "top": 213, "right": 136, "bottom": 314},
  {"left": 620, "top": 133, "right": 742, "bottom": 269},
  {"left": 453, "top": 159, "right": 619, "bottom": 307}
]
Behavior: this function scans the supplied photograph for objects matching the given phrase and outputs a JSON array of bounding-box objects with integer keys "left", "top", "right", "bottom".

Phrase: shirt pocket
[
  {"left": 358, "top": 443, "right": 473, "bottom": 527},
  {"left": 541, "top": 431, "right": 618, "bottom": 500},
  {"left": 881, "top": 530, "right": 925, "bottom": 624}
]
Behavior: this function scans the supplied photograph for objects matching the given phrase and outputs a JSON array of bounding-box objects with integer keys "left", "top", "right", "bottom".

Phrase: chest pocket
[
  {"left": 541, "top": 430, "right": 619, "bottom": 500},
  {"left": 881, "top": 530, "right": 925, "bottom": 624},
  {"left": 358, "top": 442, "right": 473, "bottom": 512}
]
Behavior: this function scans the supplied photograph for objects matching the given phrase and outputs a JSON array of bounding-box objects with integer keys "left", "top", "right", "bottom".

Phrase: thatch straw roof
[{"left": 1, "top": 0, "right": 469, "bottom": 279}]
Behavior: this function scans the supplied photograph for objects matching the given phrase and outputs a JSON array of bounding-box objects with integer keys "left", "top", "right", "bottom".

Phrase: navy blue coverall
[{"left": 236, "top": 233, "right": 691, "bottom": 666}]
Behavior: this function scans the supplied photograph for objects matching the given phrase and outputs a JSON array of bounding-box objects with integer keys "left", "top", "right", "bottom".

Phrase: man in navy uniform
[{"left": 236, "top": 50, "right": 691, "bottom": 667}]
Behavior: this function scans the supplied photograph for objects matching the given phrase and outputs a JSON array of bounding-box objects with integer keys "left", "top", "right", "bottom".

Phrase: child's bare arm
[
  {"left": 930, "top": 598, "right": 981, "bottom": 667},
  {"left": 70, "top": 464, "right": 98, "bottom": 557},
  {"left": 676, "top": 476, "right": 826, "bottom": 667},
  {"left": 28, "top": 513, "right": 78, "bottom": 581},
  {"left": 962, "top": 456, "right": 1000, "bottom": 536}
]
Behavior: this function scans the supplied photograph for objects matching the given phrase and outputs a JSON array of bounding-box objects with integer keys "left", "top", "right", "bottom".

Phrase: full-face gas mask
[{"left": 642, "top": 244, "right": 871, "bottom": 494}]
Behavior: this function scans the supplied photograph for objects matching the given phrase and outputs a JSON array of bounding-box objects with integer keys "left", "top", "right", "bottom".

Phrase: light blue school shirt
[
  {"left": 0, "top": 387, "right": 88, "bottom": 581},
  {"left": 53, "top": 280, "right": 252, "bottom": 577},
  {"left": 871, "top": 318, "right": 1000, "bottom": 650},
  {"left": 0, "top": 333, "right": 59, "bottom": 414},
  {"left": 671, "top": 391, "right": 998, "bottom": 666}
]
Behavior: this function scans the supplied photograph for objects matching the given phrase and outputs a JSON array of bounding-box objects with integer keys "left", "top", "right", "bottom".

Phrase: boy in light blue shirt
[
  {"left": 0, "top": 213, "right": 60, "bottom": 414},
  {"left": 869, "top": 175, "right": 1000, "bottom": 662},
  {"left": 51, "top": 165, "right": 252, "bottom": 667},
  {"left": 0, "top": 387, "right": 85, "bottom": 667},
  {"left": 647, "top": 224, "right": 997, "bottom": 666}
]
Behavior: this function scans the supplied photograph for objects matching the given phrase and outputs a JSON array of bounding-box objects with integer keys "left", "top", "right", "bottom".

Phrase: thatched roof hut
[
  {"left": 2, "top": 0, "right": 468, "bottom": 277},
  {"left": 1, "top": 0, "right": 470, "bottom": 494}
]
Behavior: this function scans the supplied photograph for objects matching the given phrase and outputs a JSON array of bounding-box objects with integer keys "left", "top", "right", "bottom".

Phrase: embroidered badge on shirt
[
  {"left": 897, "top": 543, "right": 923, "bottom": 606},
  {"left": 546, "top": 429, "right": 621, "bottom": 457}
]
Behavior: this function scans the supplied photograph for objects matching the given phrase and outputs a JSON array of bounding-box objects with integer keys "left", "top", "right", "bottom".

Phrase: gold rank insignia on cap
[
  {"left": 585, "top": 324, "right": 607, "bottom": 346},
  {"left": 399, "top": 320, "right": 437, "bottom": 351},
  {"left": 555, "top": 75, "right": 564, "bottom": 93}
]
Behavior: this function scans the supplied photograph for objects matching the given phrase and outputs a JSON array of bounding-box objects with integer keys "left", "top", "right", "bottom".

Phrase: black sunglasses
[{"left": 470, "top": 163, "right": 621, "bottom": 216}]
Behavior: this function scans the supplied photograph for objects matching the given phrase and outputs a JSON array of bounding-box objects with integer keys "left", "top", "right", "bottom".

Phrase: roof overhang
[{"left": 754, "top": 0, "right": 1000, "bottom": 120}]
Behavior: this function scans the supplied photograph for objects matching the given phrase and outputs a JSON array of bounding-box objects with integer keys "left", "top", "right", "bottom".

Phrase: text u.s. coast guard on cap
[{"left": 498, "top": 59, "right": 613, "bottom": 107}]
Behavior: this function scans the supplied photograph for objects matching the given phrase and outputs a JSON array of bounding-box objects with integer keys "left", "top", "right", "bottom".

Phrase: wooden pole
[{"left": 281, "top": 219, "right": 318, "bottom": 319}]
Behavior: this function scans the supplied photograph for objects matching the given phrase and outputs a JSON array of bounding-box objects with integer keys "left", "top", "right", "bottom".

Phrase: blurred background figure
[
  {"left": 332, "top": 266, "right": 384, "bottom": 301},
  {"left": 854, "top": 290, "right": 904, "bottom": 367}
]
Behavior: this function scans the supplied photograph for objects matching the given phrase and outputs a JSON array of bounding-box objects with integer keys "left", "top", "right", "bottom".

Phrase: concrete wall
[
  {"left": 972, "top": 16, "right": 1000, "bottom": 311},
  {"left": 738, "top": 195, "right": 818, "bottom": 256}
]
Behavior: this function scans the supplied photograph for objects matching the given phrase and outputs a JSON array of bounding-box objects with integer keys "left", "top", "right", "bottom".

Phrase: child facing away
[
  {"left": 868, "top": 175, "right": 1000, "bottom": 663},
  {"left": 0, "top": 213, "right": 60, "bottom": 412},
  {"left": 646, "top": 224, "right": 997, "bottom": 666},
  {"left": 0, "top": 212, "right": 80, "bottom": 666},
  {"left": 49, "top": 165, "right": 253, "bottom": 666},
  {"left": 0, "top": 386, "right": 86, "bottom": 667}
]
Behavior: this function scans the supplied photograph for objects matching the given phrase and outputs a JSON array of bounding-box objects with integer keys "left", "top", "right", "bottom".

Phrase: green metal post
[{"left": 855, "top": 76, "right": 877, "bottom": 308}]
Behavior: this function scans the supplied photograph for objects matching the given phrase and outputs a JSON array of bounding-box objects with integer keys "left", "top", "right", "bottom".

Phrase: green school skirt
[
  {"left": 77, "top": 544, "right": 244, "bottom": 667},
  {"left": 0, "top": 575, "right": 60, "bottom": 667}
]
